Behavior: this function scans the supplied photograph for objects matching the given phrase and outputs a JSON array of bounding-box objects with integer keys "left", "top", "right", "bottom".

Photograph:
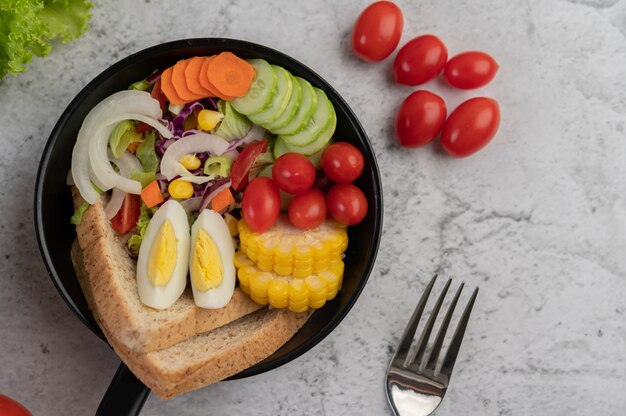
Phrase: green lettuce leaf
[
  {"left": 70, "top": 201, "right": 89, "bottom": 225},
  {"left": 128, "top": 79, "right": 151, "bottom": 91},
  {"left": 127, "top": 202, "right": 157, "bottom": 256},
  {"left": 213, "top": 100, "right": 252, "bottom": 141},
  {"left": 136, "top": 130, "right": 159, "bottom": 172},
  {"left": 0, "top": 0, "right": 92, "bottom": 79},
  {"left": 109, "top": 120, "right": 142, "bottom": 158}
]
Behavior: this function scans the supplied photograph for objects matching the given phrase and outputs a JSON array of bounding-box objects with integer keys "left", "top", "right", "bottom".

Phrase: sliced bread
[
  {"left": 71, "top": 187, "right": 262, "bottom": 353},
  {"left": 72, "top": 240, "right": 312, "bottom": 399}
]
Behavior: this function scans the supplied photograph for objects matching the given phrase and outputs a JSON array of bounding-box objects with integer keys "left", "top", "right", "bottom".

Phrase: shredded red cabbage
[{"left": 146, "top": 68, "right": 164, "bottom": 84}]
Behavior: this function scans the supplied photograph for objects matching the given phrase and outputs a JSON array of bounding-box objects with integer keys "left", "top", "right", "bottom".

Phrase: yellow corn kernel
[
  {"left": 197, "top": 109, "right": 224, "bottom": 131},
  {"left": 258, "top": 237, "right": 279, "bottom": 255},
  {"left": 292, "top": 266, "right": 313, "bottom": 278},
  {"left": 274, "top": 264, "right": 293, "bottom": 276},
  {"left": 306, "top": 276, "right": 328, "bottom": 302},
  {"left": 309, "top": 299, "right": 327, "bottom": 309},
  {"left": 237, "top": 265, "right": 255, "bottom": 289},
  {"left": 268, "top": 279, "right": 289, "bottom": 308},
  {"left": 234, "top": 251, "right": 253, "bottom": 269},
  {"left": 249, "top": 272, "right": 273, "bottom": 297},
  {"left": 288, "top": 279, "right": 310, "bottom": 302},
  {"left": 288, "top": 304, "right": 310, "bottom": 313},
  {"left": 179, "top": 154, "right": 201, "bottom": 170},
  {"left": 250, "top": 294, "right": 269, "bottom": 305},
  {"left": 168, "top": 179, "right": 194, "bottom": 199},
  {"left": 289, "top": 298, "right": 310, "bottom": 310}
]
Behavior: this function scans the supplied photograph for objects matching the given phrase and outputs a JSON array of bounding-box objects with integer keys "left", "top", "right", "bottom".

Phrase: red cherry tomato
[
  {"left": 393, "top": 35, "right": 448, "bottom": 86},
  {"left": 242, "top": 177, "right": 281, "bottom": 232},
  {"left": 0, "top": 394, "right": 31, "bottom": 416},
  {"left": 321, "top": 142, "right": 365, "bottom": 183},
  {"left": 395, "top": 90, "right": 447, "bottom": 148},
  {"left": 444, "top": 51, "right": 499, "bottom": 89},
  {"left": 272, "top": 152, "right": 316, "bottom": 195},
  {"left": 288, "top": 188, "right": 327, "bottom": 230},
  {"left": 111, "top": 193, "right": 140, "bottom": 234},
  {"left": 231, "top": 140, "right": 268, "bottom": 190},
  {"left": 326, "top": 184, "right": 368, "bottom": 226},
  {"left": 440, "top": 97, "right": 500, "bottom": 157},
  {"left": 351, "top": 1, "right": 403, "bottom": 62}
]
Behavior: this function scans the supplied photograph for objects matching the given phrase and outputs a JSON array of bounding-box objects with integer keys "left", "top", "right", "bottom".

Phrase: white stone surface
[{"left": 1, "top": 0, "right": 625, "bottom": 415}]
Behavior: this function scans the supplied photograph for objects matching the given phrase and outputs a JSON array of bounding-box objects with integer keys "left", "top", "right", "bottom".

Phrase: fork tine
[
  {"left": 406, "top": 279, "right": 452, "bottom": 367},
  {"left": 392, "top": 274, "right": 438, "bottom": 365},
  {"left": 438, "top": 287, "right": 479, "bottom": 377},
  {"left": 423, "top": 282, "right": 464, "bottom": 370}
]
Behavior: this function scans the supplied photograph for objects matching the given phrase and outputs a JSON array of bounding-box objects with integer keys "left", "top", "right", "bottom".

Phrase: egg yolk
[
  {"left": 147, "top": 220, "right": 177, "bottom": 286},
  {"left": 191, "top": 229, "right": 223, "bottom": 292}
]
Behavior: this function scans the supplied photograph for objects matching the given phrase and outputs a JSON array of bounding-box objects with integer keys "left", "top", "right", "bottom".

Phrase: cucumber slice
[
  {"left": 264, "top": 72, "right": 302, "bottom": 131},
  {"left": 282, "top": 99, "right": 336, "bottom": 156},
  {"left": 271, "top": 77, "right": 317, "bottom": 135},
  {"left": 274, "top": 137, "right": 331, "bottom": 170},
  {"left": 307, "top": 140, "right": 332, "bottom": 170},
  {"left": 280, "top": 89, "right": 332, "bottom": 147},
  {"left": 231, "top": 59, "right": 276, "bottom": 115},
  {"left": 248, "top": 66, "right": 293, "bottom": 126},
  {"left": 273, "top": 137, "right": 289, "bottom": 159}
]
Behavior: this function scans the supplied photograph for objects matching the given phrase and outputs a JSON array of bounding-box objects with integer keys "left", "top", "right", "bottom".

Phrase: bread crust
[
  {"left": 72, "top": 240, "right": 311, "bottom": 399},
  {"left": 71, "top": 187, "right": 262, "bottom": 353}
]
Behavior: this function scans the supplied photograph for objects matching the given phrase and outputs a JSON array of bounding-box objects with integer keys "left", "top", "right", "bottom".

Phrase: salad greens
[
  {"left": 0, "top": 0, "right": 93, "bottom": 79},
  {"left": 131, "top": 130, "right": 159, "bottom": 187},
  {"left": 213, "top": 101, "right": 252, "bottom": 141},
  {"left": 70, "top": 201, "right": 89, "bottom": 225},
  {"left": 127, "top": 203, "right": 157, "bottom": 256},
  {"left": 109, "top": 120, "right": 142, "bottom": 158}
]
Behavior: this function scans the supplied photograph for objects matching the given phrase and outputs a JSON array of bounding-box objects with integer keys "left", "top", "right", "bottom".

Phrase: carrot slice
[
  {"left": 199, "top": 57, "right": 234, "bottom": 100},
  {"left": 171, "top": 59, "right": 204, "bottom": 102},
  {"left": 160, "top": 67, "right": 186, "bottom": 105},
  {"left": 185, "top": 56, "right": 212, "bottom": 96},
  {"left": 141, "top": 180, "right": 164, "bottom": 208},
  {"left": 207, "top": 52, "right": 255, "bottom": 98},
  {"left": 211, "top": 187, "right": 234, "bottom": 212}
]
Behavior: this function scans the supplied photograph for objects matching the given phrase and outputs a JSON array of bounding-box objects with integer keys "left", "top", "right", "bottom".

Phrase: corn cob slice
[
  {"left": 238, "top": 215, "right": 348, "bottom": 276},
  {"left": 235, "top": 251, "right": 344, "bottom": 312}
]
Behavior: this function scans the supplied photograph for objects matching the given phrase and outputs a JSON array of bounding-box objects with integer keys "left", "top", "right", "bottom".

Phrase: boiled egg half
[
  {"left": 189, "top": 209, "right": 235, "bottom": 308},
  {"left": 137, "top": 200, "right": 190, "bottom": 309}
]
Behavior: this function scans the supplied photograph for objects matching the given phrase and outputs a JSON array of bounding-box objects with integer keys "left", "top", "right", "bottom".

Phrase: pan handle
[{"left": 96, "top": 363, "right": 150, "bottom": 416}]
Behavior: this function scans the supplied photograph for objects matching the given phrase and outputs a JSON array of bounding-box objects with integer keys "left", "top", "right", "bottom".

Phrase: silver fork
[{"left": 386, "top": 274, "right": 479, "bottom": 416}]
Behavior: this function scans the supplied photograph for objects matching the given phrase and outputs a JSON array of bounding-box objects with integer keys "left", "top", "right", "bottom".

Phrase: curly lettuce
[
  {"left": 127, "top": 203, "right": 157, "bottom": 256},
  {"left": 0, "top": 0, "right": 93, "bottom": 79}
]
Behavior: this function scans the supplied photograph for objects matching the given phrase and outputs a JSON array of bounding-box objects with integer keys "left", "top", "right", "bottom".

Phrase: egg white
[
  {"left": 189, "top": 209, "right": 236, "bottom": 309},
  {"left": 136, "top": 200, "right": 190, "bottom": 309}
]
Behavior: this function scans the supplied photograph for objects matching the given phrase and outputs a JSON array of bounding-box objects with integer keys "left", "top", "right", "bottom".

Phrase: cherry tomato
[
  {"left": 242, "top": 177, "right": 281, "bottom": 232},
  {"left": 151, "top": 79, "right": 167, "bottom": 111},
  {"left": 321, "top": 142, "right": 365, "bottom": 183},
  {"left": 444, "top": 51, "right": 499, "bottom": 89},
  {"left": 326, "top": 184, "right": 368, "bottom": 226},
  {"left": 231, "top": 141, "right": 268, "bottom": 190},
  {"left": 440, "top": 97, "right": 500, "bottom": 157},
  {"left": 393, "top": 35, "right": 448, "bottom": 86},
  {"left": 351, "top": 1, "right": 403, "bottom": 62},
  {"left": 111, "top": 194, "right": 140, "bottom": 234},
  {"left": 0, "top": 394, "right": 31, "bottom": 416},
  {"left": 272, "top": 152, "right": 316, "bottom": 195},
  {"left": 395, "top": 90, "right": 447, "bottom": 148},
  {"left": 288, "top": 188, "right": 327, "bottom": 230}
]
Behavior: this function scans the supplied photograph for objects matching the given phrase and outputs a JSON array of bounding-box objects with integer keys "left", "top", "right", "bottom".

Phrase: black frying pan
[{"left": 34, "top": 38, "right": 383, "bottom": 415}]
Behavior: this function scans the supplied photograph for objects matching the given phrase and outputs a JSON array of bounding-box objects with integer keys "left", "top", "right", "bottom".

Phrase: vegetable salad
[{"left": 70, "top": 51, "right": 369, "bottom": 312}]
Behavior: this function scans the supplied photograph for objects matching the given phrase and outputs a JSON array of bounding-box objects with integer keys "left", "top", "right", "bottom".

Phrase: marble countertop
[{"left": 1, "top": 0, "right": 625, "bottom": 414}]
